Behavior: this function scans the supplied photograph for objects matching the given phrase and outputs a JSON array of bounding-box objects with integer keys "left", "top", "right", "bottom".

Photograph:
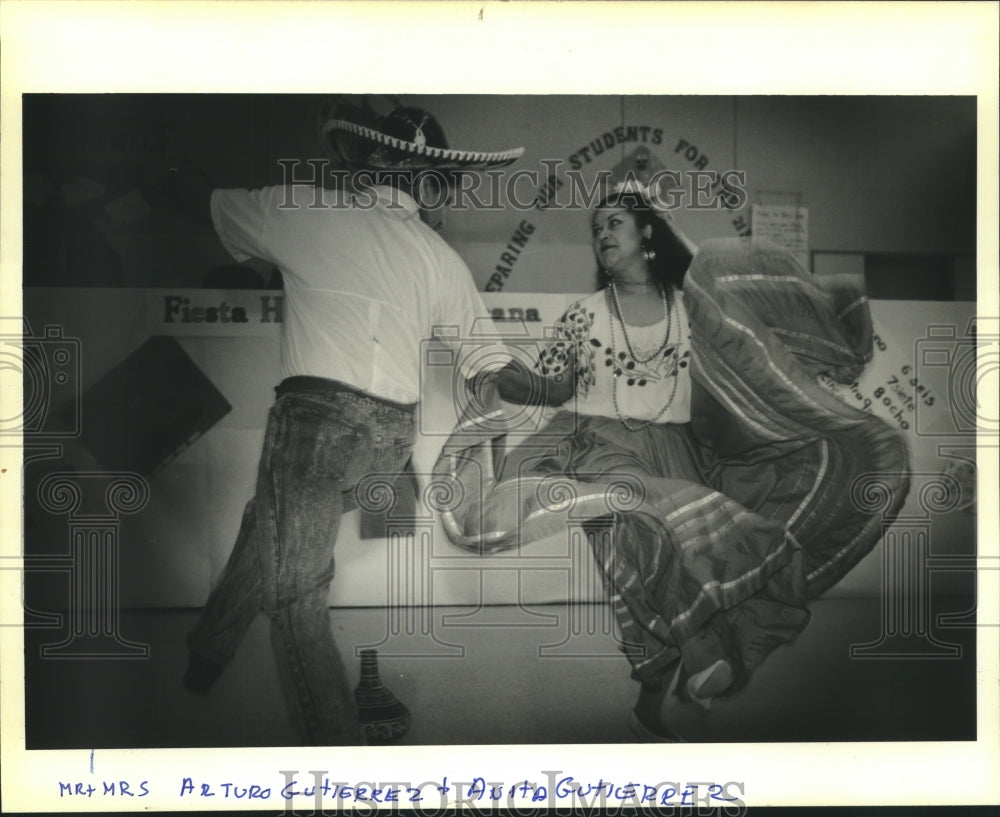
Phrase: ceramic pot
[{"left": 354, "top": 649, "right": 411, "bottom": 744}]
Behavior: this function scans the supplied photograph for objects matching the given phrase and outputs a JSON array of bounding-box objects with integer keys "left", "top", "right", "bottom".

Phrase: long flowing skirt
[{"left": 434, "top": 237, "right": 911, "bottom": 691}]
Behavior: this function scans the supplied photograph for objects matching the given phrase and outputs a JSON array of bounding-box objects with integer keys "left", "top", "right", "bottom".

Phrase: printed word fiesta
[{"left": 163, "top": 295, "right": 284, "bottom": 323}]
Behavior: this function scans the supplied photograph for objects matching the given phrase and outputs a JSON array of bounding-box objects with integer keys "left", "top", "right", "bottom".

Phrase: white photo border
[{"left": 1, "top": 1, "right": 997, "bottom": 811}]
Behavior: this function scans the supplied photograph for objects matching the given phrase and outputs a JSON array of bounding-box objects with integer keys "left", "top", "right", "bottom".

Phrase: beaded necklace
[
  {"left": 609, "top": 280, "right": 671, "bottom": 364},
  {"left": 606, "top": 282, "right": 680, "bottom": 432}
]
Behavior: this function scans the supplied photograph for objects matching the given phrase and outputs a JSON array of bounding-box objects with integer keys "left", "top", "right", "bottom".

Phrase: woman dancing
[{"left": 433, "top": 181, "right": 910, "bottom": 741}]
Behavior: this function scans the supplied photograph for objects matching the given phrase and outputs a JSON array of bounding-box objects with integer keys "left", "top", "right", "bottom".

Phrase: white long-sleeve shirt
[{"left": 211, "top": 184, "right": 505, "bottom": 404}]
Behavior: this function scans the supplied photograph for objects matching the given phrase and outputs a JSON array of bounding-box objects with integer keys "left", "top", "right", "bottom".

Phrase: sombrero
[{"left": 318, "top": 97, "right": 524, "bottom": 171}]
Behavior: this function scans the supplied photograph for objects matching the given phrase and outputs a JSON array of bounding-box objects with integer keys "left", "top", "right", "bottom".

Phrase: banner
[{"left": 18, "top": 289, "right": 978, "bottom": 611}]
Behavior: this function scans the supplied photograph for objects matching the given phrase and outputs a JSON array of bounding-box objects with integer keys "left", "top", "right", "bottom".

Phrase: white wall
[
  {"left": 22, "top": 289, "right": 976, "bottom": 610},
  {"left": 23, "top": 95, "right": 976, "bottom": 292}
]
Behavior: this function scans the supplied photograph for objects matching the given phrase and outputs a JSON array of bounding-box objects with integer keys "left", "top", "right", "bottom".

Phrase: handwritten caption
[{"left": 58, "top": 772, "right": 745, "bottom": 811}]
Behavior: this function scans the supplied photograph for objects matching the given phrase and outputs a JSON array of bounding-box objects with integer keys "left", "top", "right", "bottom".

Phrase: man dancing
[{"left": 181, "top": 97, "right": 521, "bottom": 745}]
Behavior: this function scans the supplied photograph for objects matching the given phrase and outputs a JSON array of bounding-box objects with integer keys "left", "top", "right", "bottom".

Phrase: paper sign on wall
[{"left": 752, "top": 204, "right": 810, "bottom": 271}]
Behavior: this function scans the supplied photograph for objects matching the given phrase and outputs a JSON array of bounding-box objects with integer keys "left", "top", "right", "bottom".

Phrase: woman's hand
[{"left": 495, "top": 345, "right": 577, "bottom": 407}]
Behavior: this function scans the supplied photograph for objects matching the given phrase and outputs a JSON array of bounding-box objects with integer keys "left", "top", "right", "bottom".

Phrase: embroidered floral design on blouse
[
  {"left": 537, "top": 300, "right": 597, "bottom": 395},
  {"left": 604, "top": 342, "right": 690, "bottom": 387}
]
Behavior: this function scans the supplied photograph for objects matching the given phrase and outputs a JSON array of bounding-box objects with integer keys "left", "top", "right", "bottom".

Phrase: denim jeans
[{"left": 186, "top": 378, "right": 415, "bottom": 745}]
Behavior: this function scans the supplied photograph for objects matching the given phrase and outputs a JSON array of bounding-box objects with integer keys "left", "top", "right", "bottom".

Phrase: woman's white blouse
[{"left": 536, "top": 287, "right": 692, "bottom": 423}]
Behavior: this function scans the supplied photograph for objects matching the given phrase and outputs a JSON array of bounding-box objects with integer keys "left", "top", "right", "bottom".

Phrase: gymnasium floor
[{"left": 22, "top": 595, "right": 977, "bottom": 748}]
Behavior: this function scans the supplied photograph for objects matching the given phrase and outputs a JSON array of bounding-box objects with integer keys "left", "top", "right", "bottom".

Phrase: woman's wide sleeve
[{"left": 536, "top": 299, "right": 597, "bottom": 394}]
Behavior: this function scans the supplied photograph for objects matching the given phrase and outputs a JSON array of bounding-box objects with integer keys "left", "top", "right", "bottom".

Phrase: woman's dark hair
[{"left": 593, "top": 189, "right": 693, "bottom": 291}]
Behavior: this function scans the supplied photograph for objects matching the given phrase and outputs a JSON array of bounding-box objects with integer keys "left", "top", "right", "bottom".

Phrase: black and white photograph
[{"left": 2, "top": 2, "right": 997, "bottom": 813}]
